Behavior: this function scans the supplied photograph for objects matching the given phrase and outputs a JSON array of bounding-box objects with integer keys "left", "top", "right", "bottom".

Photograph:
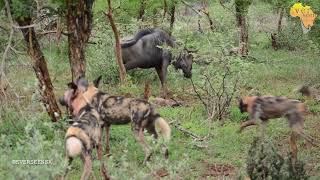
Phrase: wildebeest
[
  {"left": 121, "top": 28, "right": 194, "bottom": 97},
  {"left": 238, "top": 95, "right": 319, "bottom": 165},
  {"left": 60, "top": 76, "right": 171, "bottom": 164}
]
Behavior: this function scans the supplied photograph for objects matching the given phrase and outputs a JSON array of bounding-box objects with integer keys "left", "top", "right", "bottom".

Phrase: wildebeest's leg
[
  {"left": 80, "top": 151, "right": 92, "bottom": 180},
  {"left": 156, "top": 60, "right": 170, "bottom": 98},
  {"left": 133, "top": 127, "right": 152, "bottom": 164},
  {"left": 104, "top": 124, "right": 111, "bottom": 155},
  {"left": 97, "top": 138, "right": 110, "bottom": 180}
]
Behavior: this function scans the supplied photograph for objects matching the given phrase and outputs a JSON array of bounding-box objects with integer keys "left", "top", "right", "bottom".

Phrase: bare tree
[
  {"left": 163, "top": 0, "right": 168, "bottom": 18},
  {"left": 169, "top": 1, "right": 176, "bottom": 35},
  {"left": 66, "top": 0, "right": 95, "bottom": 81},
  {"left": 234, "top": 0, "right": 252, "bottom": 57},
  {"left": 11, "top": 7, "right": 61, "bottom": 121},
  {"left": 138, "top": 0, "right": 147, "bottom": 20},
  {"left": 106, "top": 0, "right": 126, "bottom": 83},
  {"left": 191, "top": 67, "right": 238, "bottom": 121}
]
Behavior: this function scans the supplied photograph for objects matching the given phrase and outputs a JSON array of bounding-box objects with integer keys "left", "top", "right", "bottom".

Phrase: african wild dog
[
  {"left": 238, "top": 95, "right": 318, "bottom": 165},
  {"left": 62, "top": 83, "right": 109, "bottom": 180},
  {"left": 60, "top": 76, "right": 171, "bottom": 164}
]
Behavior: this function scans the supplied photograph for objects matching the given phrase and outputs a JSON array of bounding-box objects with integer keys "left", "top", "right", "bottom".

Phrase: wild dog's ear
[
  {"left": 76, "top": 76, "right": 88, "bottom": 92},
  {"left": 59, "top": 96, "right": 66, "bottom": 106},
  {"left": 67, "top": 82, "right": 78, "bottom": 91},
  {"left": 93, "top": 75, "right": 102, "bottom": 88}
]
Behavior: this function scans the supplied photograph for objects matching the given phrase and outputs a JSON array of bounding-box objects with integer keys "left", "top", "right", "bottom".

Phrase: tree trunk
[
  {"left": 138, "top": 0, "right": 147, "bottom": 20},
  {"left": 163, "top": 0, "right": 168, "bottom": 18},
  {"left": 106, "top": 0, "right": 126, "bottom": 83},
  {"left": 235, "top": 6, "right": 249, "bottom": 57},
  {"left": 66, "top": 0, "right": 94, "bottom": 81},
  {"left": 271, "top": 33, "right": 278, "bottom": 50},
  {"left": 169, "top": 2, "right": 176, "bottom": 35},
  {"left": 277, "top": 7, "right": 284, "bottom": 33},
  {"left": 17, "top": 18, "right": 61, "bottom": 122}
]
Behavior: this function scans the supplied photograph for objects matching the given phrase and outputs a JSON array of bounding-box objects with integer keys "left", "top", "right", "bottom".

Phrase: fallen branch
[{"left": 169, "top": 119, "right": 203, "bottom": 140}]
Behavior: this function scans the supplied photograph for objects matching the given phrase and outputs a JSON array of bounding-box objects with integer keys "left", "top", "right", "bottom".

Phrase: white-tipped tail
[
  {"left": 66, "top": 137, "right": 83, "bottom": 158},
  {"left": 154, "top": 117, "right": 171, "bottom": 142}
]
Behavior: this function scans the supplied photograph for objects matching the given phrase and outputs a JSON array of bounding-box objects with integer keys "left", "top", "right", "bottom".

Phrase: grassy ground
[{"left": 1, "top": 1, "right": 320, "bottom": 179}]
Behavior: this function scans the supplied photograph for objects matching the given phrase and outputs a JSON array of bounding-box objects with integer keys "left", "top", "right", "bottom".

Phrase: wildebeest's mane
[{"left": 121, "top": 28, "right": 175, "bottom": 49}]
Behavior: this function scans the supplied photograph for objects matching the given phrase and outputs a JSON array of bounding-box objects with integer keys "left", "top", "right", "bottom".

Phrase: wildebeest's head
[
  {"left": 173, "top": 48, "right": 195, "bottom": 78},
  {"left": 59, "top": 76, "right": 101, "bottom": 116}
]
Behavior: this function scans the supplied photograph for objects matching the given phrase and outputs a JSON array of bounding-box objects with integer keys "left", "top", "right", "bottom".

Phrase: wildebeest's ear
[
  {"left": 67, "top": 82, "right": 77, "bottom": 91},
  {"left": 93, "top": 75, "right": 102, "bottom": 88}
]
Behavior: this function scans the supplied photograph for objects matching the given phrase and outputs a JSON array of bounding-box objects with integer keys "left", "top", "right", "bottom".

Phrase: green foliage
[
  {"left": 10, "top": 0, "right": 36, "bottom": 20},
  {"left": 247, "top": 137, "right": 309, "bottom": 180},
  {"left": 0, "top": 113, "right": 66, "bottom": 179},
  {"left": 235, "top": 0, "right": 253, "bottom": 14}
]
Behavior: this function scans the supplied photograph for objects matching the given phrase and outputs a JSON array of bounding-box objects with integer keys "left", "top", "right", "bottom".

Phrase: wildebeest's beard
[{"left": 173, "top": 50, "right": 193, "bottom": 78}]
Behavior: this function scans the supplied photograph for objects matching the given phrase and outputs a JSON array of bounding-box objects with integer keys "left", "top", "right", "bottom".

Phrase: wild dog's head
[
  {"left": 173, "top": 48, "right": 196, "bottom": 78},
  {"left": 59, "top": 76, "right": 102, "bottom": 116},
  {"left": 238, "top": 96, "right": 258, "bottom": 114}
]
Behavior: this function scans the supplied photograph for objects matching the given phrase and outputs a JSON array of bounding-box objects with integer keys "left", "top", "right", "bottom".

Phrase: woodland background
[{"left": 0, "top": 0, "right": 320, "bottom": 179}]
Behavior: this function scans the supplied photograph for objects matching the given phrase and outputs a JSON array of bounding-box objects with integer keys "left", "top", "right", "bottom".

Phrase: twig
[
  {"left": 12, "top": 24, "right": 36, "bottom": 29},
  {"left": 180, "top": 0, "right": 202, "bottom": 16},
  {"left": 219, "top": 0, "right": 236, "bottom": 15},
  {"left": 1, "top": 0, "right": 15, "bottom": 105},
  {"left": 191, "top": 78, "right": 208, "bottom": 110}
]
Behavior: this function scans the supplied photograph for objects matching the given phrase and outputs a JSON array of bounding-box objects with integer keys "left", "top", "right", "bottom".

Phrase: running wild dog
[
  {"left": 238, "top": 95, "right": 319, "bottom": 165},
  {"left": 62, "top": 83, "right": 109, "bottom": 180},
  {"left": 60, "top": 76, "right": 171, "bottom": 164}
]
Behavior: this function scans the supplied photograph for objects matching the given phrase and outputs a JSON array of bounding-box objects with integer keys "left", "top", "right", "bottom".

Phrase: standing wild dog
[
  {"left": 60, "top": 76, "right": 171, "bottom": 164},
  {"left": 61, "top": 83, "right": 109, "bottom": 180},
  {"left": 238, "top": 95, "right": 319, "bottom": 165}
]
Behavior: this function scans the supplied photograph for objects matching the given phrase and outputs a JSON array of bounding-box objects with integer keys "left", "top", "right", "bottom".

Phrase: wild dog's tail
[
  {"left": 154, "top": 116, "right": 171, "bottom": 142},
  {"left": 65, "top": 127, "right": 91, "bottom": 158},
  {"left": 65, "top": 137, "right": 83, "bottom": 158},
  {"left": 121, "top": 28, "right": 155, "bottom": 48}
]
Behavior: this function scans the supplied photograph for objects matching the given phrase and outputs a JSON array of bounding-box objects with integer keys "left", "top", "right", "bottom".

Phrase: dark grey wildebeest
[{"left": 121, "top": 28, "right": 194, "bottom": 97}]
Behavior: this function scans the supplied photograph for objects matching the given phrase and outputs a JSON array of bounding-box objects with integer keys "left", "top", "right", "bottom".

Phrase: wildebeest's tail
[{"left": 121, "top": 28, "right": 155, "bottom": 48}]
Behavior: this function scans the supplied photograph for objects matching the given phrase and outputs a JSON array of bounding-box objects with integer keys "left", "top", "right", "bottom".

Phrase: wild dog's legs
[
  {"left": 260, "top": 120, "right": 268, "bottom": 138},
  {"left": 133, "top": 128, "right": 152, "bottom": 164},
  {"left": 105, "top": 125, "right": 111, "bottom": 155},
  {"left": 97, "top": 138, "right": 110, "bottom": 180},
  {"left": 238, "top": 119, "right": 258, "bottom": 133},
  {"left": 62, "top": 157, "right": 73, "bottom": 180},
  {"left": 80, "top": 151, "right": 92, "bottom": 180},
  {"left": 239, "top": 105, "right": 261, "bottom": 133},
  {"left": 289, "top": 131, "right": 298, "bottom": 167}
]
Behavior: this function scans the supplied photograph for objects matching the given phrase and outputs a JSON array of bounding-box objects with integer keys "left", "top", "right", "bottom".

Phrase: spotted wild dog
[
  {"left": 61, "top": 83, "right": 109, "bottom": 180},
  {"left": 238, "top": 95, "right": 319, "bottom": 165},
  {"left": 60, "top": 76, "right": 171, "bottom": 164}
]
